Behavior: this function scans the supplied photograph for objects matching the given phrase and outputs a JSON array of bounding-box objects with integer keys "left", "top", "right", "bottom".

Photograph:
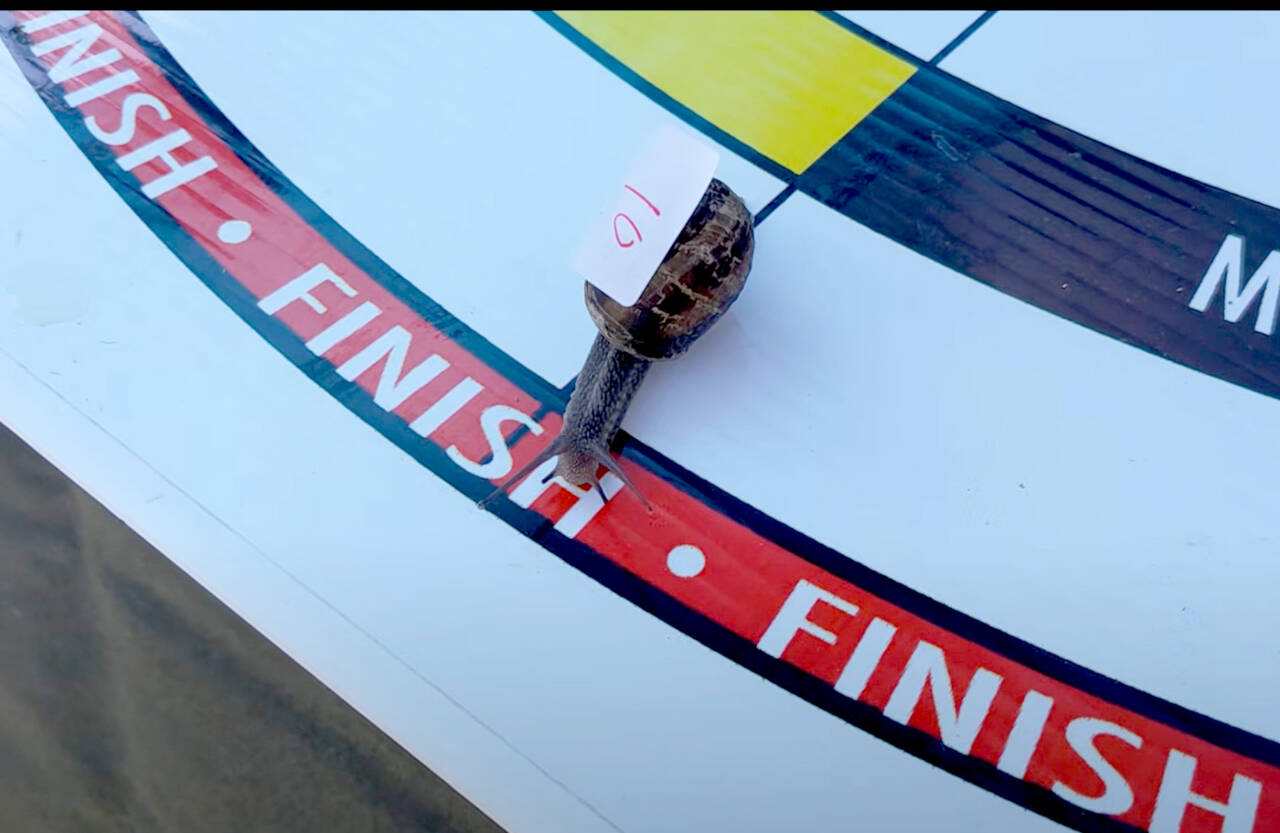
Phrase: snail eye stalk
[
  {"left": 477, "top": 437, "right": 567, "bottom": 510},
  {"left": 596, "top": 449, "right": 650, "bottom": 511}
]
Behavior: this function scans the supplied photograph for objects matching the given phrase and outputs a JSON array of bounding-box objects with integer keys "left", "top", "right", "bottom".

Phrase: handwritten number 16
[{"left": 614, "top": 184, "right": 661, "bottom": 248}]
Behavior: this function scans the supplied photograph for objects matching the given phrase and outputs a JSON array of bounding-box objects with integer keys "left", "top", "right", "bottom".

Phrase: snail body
[{"left": 484, "top": 178, "right": 754, "bottom": 507}]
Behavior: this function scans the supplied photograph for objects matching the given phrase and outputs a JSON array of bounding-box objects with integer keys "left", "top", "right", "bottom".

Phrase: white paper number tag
[{"left": 571, "top": 125, "right": 720, "bottom": 307}]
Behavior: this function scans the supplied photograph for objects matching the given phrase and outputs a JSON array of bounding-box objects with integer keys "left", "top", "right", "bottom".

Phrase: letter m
[{"left": 1189, "top": 234, "right": 1280, "bottom": 336}]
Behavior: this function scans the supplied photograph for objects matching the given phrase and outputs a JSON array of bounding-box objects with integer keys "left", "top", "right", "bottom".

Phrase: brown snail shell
[
  {"left": 482, "top": 178, "right": 754, "bottom": 509},
  {"left": 586, "top": 178, "right": 754, "bottom": 361}
]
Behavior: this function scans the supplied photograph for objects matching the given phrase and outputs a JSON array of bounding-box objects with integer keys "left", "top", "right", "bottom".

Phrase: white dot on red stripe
[
  {"left": 217, "top": 220, "right": 252, "bottom": 244},
  {"left": 666, "top": 545, "right": 705, "bottom": 578}
]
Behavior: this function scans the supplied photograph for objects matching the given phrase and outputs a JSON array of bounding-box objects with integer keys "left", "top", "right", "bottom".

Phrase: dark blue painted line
[
  {"left": 930, "top": 10, "right": 998, "bottom": 65},
  {"left": 752, "top": 182, "right": 797, "bottom": 227}
]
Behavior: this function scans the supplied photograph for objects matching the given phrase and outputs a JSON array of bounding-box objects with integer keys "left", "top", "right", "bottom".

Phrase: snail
[{"left": 481, "top": 177, "right": 754, "bottom": 509}]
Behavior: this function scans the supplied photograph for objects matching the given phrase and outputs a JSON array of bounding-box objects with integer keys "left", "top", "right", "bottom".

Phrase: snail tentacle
[
  {"left": 476, "top": 435, "right": 567, "bottom": 509},
  {"left": 479, "top": 335, "right": 654, "bottom": 510},
  {"left": 595, "top": 447, "right": 650, "bottom": 511}
]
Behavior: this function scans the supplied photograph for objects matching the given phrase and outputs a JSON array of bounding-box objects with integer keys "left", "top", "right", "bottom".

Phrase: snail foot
[{"left": 477, "top": 439, "right": 650, "bottom": 512}]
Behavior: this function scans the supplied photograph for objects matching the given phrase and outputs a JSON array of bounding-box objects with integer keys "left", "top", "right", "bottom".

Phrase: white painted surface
[
  {"left": 665, "top": 544, "right": 706, "bottom": 578},
  {"left": 941, "top": 11, "right": 1280, "bottom": 208},
  {"left": 837, "top": 10, "right": 985, "bottom": 60}
]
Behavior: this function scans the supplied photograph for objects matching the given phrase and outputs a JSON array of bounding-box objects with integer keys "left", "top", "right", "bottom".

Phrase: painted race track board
[{"left": 3, "top": 11, "right": 1280, "bottom": 833}]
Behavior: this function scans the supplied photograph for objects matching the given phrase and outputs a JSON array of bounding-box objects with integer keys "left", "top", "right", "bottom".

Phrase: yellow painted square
[{"left": 557, "top": 11, "right": 916, "bottom": 173}]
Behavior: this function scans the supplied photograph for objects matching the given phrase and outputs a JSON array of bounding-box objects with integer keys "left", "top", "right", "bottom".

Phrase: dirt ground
[{"left": 0, "top": 423, "right": 505, "bottom": 833}]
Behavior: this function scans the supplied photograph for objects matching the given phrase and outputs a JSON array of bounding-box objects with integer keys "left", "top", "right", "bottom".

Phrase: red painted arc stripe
[{"left": 9, "top": 10, "right": 1279, "bottom": 832}]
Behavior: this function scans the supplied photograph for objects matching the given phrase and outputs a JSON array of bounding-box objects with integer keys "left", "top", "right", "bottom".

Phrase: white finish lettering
[
  {"left": 115, "top": 129, "right": 217, "bottom": 198},
  {"left": 883, "top": 641, "right": 1002, "bottom": 755},
  {"left": 757, "top": 580, "right": 859, "bottom": 658},
  {"left": 507, "top": 455, "right": 622, "bottom": 538},
  {"left": 258, "top": 263, "right": 356, "bottom": 316},
  {"left": 66, "top": 68, "right": 138, "bottom": 108},
  {"left": 31, "top": 23, "right": 120, "bottom": 82},
  {"left": 332, "top": 323, "right": 450, "bottom": 410},
  {"left": 1051, "top": 717, "right": 1142, "bottom": 815},
  {"left": 447, "top": 406, "right": 545, "bottom": 479},
  {"left": 1149, "top": 749, "right": 1261, "bottom": 833},
  {"left": 996, "top": 690, "right": 1054, "bottom": 779},
  {"left": 309, "top": 302, "right": 382, "bottom": 357},
  {"left": 833, "top": 617, "right": 896, "bottom": 700},
  {"left": 408, "top": 378, "right": 483, "bottom": 438},
  {"left": 550, "top": 474, "right": 623, "bottom": 538},
  {"left": 86, "top": 92, "right": 169, "bottom": 145},
  {"left": 20, "top": 10, "right": 89, "bottom": 34}
]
